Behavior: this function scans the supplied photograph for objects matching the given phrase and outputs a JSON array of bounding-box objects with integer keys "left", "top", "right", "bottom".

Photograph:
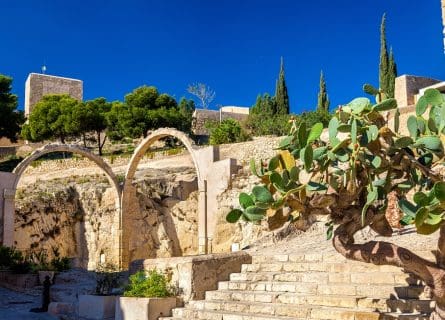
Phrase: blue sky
[{"left": 1, "top": 0, "right": 444, "bottom": 114}]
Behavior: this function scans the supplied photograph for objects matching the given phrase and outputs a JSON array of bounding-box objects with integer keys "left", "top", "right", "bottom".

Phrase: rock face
[
  {"left": 12, "top": 137, "right": 287, "bottom": 269},
  {"left": 14, "top": 167, "right": 199, "bottom": 270}
]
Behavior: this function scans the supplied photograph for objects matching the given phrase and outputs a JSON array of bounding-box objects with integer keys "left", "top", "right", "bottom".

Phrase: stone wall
[
  {"left": 13, "top": 166, "right": 200, "bottom": 270},
  {"left": 394, "top": 75, "right": 440, "bottom": 108}
]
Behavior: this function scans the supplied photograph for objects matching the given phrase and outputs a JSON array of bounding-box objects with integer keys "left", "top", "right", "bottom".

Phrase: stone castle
[{"left": 24, "top": 73, "right": 83, "bottom": 117}]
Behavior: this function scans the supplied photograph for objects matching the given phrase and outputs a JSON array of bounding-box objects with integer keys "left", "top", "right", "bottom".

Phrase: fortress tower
[{"left": 24, "top": 73, "right": 83, "bottom": 117}]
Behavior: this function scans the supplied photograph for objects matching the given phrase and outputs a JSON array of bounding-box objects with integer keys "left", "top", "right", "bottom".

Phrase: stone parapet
[{"left": 130, "top": 251, "right": 251, "bottom": 302}]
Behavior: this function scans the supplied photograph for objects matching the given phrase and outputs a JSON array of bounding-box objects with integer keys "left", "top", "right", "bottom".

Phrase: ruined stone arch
[
  {"left": 122, "top": 128, "right": 208, "bottom": 268},
  {"left": 5, "top": 143, "right": 123, "bottom": 268}
]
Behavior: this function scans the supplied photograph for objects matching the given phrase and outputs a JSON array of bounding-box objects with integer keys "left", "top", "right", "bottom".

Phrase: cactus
[{"left": 227, "top": 87, "right": 445, "bottom": 319}]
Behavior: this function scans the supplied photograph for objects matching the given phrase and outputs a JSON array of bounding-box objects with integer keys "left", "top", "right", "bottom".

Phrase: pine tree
[
  {"left": 387, "top": 47, "right": 397, "bottom": 99},
  {"left": 275, "top": 57, "right": 290, "bottom": 114},
  {"left": 379, "top": 13, "right": 389, "bottom": 95},
  {"left": 317, "top": 70, "right": 330, "bottom": 111}
]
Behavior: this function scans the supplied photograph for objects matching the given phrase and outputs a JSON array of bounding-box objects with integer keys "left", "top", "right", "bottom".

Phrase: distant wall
[
  {"left": 394, "top": 75, "right": 440, "bottom": 108},
  {"left": 192, "top": 109, "right": 250, "bottom": 136},
  {"left": 0, "top": 147, "right": 16, "bottom": 159}
]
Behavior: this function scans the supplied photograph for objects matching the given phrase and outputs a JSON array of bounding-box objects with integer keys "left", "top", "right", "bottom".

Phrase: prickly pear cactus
[{"left": 227, "top": 87, "right": 445, "bottom": 238}]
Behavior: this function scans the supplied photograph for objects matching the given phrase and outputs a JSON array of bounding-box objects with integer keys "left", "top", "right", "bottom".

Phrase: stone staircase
[{"left": 160, "top": 251, "right": 435, "bottom": 320}]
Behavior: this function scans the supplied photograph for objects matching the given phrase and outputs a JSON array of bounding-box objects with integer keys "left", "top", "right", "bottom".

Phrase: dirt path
[{"left": 18, "top": 153, "right": 194, "bottom": 187}]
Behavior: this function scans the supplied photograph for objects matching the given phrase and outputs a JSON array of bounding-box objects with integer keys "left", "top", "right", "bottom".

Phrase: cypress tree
[
  {"left": 387, "top": 47, "right": 397, "bottom": 99},
  {"left": 317, "top": 70, "right": 330, "bottom": 111},
  {"left": 275, "top": 57, "right": 290, "bottom": 114},
  {"left": 379, "top": 13, "right": 389, "bottom": 94}
]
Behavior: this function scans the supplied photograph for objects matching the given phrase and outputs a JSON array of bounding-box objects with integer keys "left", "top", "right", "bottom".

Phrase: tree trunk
[
  {"left": 97, "top": 131, "right": 106, "bottom": 156},
  {"left": 332, "top": 218, "right": 445, "bottom": 319},
  {"left": 82, "top": 132, "right": 87, "bottom": 148}
]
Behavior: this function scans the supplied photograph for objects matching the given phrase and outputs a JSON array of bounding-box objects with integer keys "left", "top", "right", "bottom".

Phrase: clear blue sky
[{"left": 1, "top": 0, "right": 444, "bottom": 114}]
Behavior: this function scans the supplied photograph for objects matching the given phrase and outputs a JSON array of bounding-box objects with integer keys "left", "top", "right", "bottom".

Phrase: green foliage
[
  {"left": 226, "top": 86, "right": 445, "bottom": 239},
  {"left": 22, "top": 94, "right": 80, "bottom": 143},
  {"left": 95, "top": 263, "right": 120, "bottom": 295},
  {"left": 245, "top": 113, "right": 291, "bottom": 136},
  {"left": 0, "top": 246, "right": 71, "bottom": 273},
  {"left": 0, "top": 246, "right": 23, "bottom": 269},
  {"left": 0, "top": 155, "right": 23, "bottom": 172},
  {"left": 378, "top": 14, "right": 397, "bottom": 99},
  {"left": 275, "top": 57, "right": 290, "bottom": 115},
  {"left": 317, "top": 71, "right": 330, "bottom": 111},
  {"left": 297, "top": 109, "right": 332, "bottom": 129},
  {"left": 208, "top": 119, "right": 250, "bottom": 145},
  {"left": 251, "top": 93, "right": 276, "bottom": 117},
  {"left": 124, "top": 270, "right": 174, "bottom": 298},
  {"left": 71, "top": 97, "right": 111, "bottom": 155},
  {"left": 107, "top": 86, "right": 193, "bottom": 141},
  {"left": 0, "top": 75, "right": 25, "bottom": 142}
]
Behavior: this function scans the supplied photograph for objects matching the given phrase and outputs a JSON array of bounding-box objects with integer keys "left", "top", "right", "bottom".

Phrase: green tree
[
  {"left": 297, "top": 109, "right": 331, "bottom": 129},
  {"left": 378, "top": 14, "right": 397, "bottom": 98},
  {"left": 387, "top": 48, "right": 397, "bottom": 99},
  {"left": 251, "top": 94, "right": 276, "bottom": 116},
  {"left": 177, "top": 97, "right": 195, "bottom": 133},
  {"left": 208, "top": 119, "right": 250, "bottom": 145},
  {"left": 22, "top": 94, "right": 79, "bottom": 143},
  {"left": 0, "top": 75, "right": 24, "bottom": 142},
  {"left": 317, "top": 70, "right": 330, "bottom": 112},
  {"left": 71, "top": 98, "right": 111, "bottom": 155},
  {"left": 275, "top": 57, "right": 290, "bottom": 115},
  {"left": 379, "top": 13, "right": 389, "bottom": 94},
  {"left": 106, "top": 101, "right": 127, "bottom": 142},
  {"left": 121, "top": 86, "right": 160, "bottom": 138}
]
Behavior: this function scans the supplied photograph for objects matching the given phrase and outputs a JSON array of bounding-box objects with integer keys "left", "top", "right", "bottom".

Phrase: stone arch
[
  {"left": 6, "top": 143, "right": 123, "bottom": 268},
  {"left": 122, "top": 128, "right": 208, "bottom": 267}
]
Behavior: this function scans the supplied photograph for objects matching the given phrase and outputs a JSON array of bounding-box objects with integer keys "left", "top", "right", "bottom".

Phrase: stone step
[
  {"left": 204, "top": 291, "right": 434, "bottom": 313},
  {"left": 229, "top": 271, "right": 421, "bottom": 285},
  {"left": 170, "top": 304, "right": 429, "bottom": 320},
  {"left": 160, "top": 312, "right": 430, "bottom": 320},
  {"left": 241, "top": 262, "right": 405, "bottom": 273},
  {"left": 217, "top": 281, "right": 426, "bottom": 299},
  {"left": 172, "top": 308, "right": 298, "bottom": 319},
  {"left": 250, "top": 251, "right": 434, "bottom": 265}
]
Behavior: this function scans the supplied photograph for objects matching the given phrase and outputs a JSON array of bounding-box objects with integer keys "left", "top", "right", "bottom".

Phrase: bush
[
  {"left": 244, "top": 113, "right": 291, "bottom": 136},
  {"left": 95, "top": 263, "right": 120, "bottom": 295},
  {"left": 51, "top": 257, "right": 70, "bottom": 272},
  {"left": 0, "top": 246, "right": 23, "bottom": 269},
  {"left": 207, "top": 119, "right": 250, "bottom": 145},
  {"left": 124, "top": 270, "right": 174, "bottom": 298}
]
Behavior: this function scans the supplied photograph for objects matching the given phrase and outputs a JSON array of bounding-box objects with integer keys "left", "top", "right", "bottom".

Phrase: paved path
[{"left": 0, "top": 287, "right": 57, "bottom": 320}]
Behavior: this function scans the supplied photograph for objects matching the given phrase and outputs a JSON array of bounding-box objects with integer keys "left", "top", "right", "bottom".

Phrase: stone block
[
  {"left": 79, "top": 295, "right": 116, "bottom": 320},
  {"left": 48, "top": 302, "right": 75, "bottom": 317},
  {"left": 115, "top": 297, "right": 177, "bottom": 320},
  {"left": 131, "top": 251, "right": 251, "bottom": 301}
]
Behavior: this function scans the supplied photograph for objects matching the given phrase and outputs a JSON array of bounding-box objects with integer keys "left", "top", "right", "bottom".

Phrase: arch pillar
[
  {"left": 0, "top": 172, "right": 17, "bottom": 246},
  {"left": 122, "top": 128, "right": 218, "bottom": 268},
  {"left": 4, "top": 143, "right": 123, "bottom": 269}
]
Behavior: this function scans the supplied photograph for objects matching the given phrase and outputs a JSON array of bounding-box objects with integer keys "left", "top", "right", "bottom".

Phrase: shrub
[
  {"left": 244, "top": 113, "right": 291, "bottom": 136},
  {"left": 0, "top": 246, "right": 23, "bottom": 269},
  {"left": 124, "top": 270, "right": 174, "bottom": 298},
  {"left": 95, "top": 263, "right": 120, "bottom": 295},
  {"left": 207, "top": 119, "right": 250, "bottom": 145}
]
